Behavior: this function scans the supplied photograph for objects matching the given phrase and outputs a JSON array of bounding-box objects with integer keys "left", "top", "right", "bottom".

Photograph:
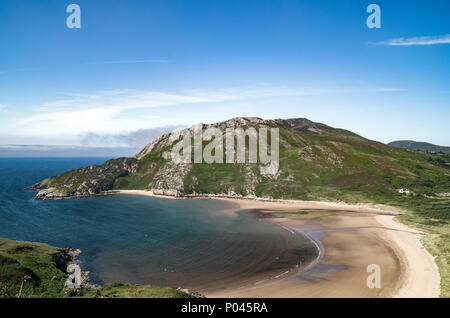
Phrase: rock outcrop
[
  {"left": 27, "top": 158, "right": 139, "bottom": 200},
  {"left": 28, "top": 117, "right": 450, "bottom": 204},
  {"left": 53, "top": 248, "right": 98, "bottom": 290}
]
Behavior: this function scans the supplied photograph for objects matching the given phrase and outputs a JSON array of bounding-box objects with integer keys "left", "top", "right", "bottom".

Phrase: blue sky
[{"left": 0, "top": 0, "right": 449, "bottom": 147}]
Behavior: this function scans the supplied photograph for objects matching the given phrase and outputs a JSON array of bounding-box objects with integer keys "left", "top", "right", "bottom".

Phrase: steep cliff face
[{"left": 29, "top": 117, "right": 450, "bottom": 212}]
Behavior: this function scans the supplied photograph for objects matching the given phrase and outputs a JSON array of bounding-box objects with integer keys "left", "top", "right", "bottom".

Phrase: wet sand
[{"left": 115, "top": 191, "right": 441, "bottom": 298}]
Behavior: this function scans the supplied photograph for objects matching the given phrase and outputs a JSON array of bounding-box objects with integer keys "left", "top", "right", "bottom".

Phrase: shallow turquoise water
[{"left": 0, "top": 158, "right": 316, "bottom": 290}]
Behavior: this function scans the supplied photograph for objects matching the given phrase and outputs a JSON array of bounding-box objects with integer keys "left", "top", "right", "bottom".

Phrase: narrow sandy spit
[
  {"left": 375, "top": 215, "right": 440, "bottom": 298},
  {"left": 115, "top": 190, "right": 441, "bottom": 298}
]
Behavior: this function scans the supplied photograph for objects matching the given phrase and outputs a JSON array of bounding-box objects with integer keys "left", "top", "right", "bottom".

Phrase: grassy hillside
[
  {"left": 116, "top": 118, "right": 450, "bottom": 219},
  {"left": 0, "top": 238, "right": 189, "bottom": 298},
  {"left": 31, "top": 118, "right": 450, "bottom": 212},
  {"left": 0, "top": 238, "right": 67, "bottom": 297},
  {"left": 28, "top": 117, "right": 450, "bottom": 296}
]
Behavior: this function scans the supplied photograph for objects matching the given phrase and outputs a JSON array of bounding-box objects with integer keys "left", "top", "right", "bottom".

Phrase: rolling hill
[
  {"left": 25, "top": 117, "right": 450, "bottom": 297},
  {"left": 388, "top": 140, "right": 450, "bottom": 153},
  {"left": 29, "top": 117, "right": 450, "bottom": 219}
]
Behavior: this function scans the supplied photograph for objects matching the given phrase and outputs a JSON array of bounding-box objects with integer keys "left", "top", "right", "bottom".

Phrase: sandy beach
[{"left": 115, "top": 190, "right": 441, "bottom": 298}]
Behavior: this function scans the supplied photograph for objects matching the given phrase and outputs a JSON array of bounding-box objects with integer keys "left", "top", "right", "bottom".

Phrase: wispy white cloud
[
  {"left": 9, "top": 85, "right": 404, "bottom": 142},
  {"left": 80, "top": 125, "right": 184, "bottom": 147},
  {"left": 373, "top": 34, "right": 450, "bottom": 46}
]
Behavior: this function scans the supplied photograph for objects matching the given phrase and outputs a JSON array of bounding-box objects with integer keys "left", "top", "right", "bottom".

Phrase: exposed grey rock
[{"left": 53, "top": 248, "right": 98, "bottom": 290}]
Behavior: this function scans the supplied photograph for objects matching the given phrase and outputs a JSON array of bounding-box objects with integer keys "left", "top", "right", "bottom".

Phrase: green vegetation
[
  {"left": 184, "top": 162, "right": 249, "bottom": 194},
  {"left": 29, "top": 117, "right": 450, "bottom": 296},
  {"left": 84, "top": 283, "right": 190, "bottom": 298},
  {"left": 113, "top": 142, "right": 170, "bottom": 190},
  {"left": 35, "top": 158, "right": 138, "bottom": 198},
  {"left": 0, "top": 238, "right": 189, "bottom": 298},
  {"left": 397, "top": 210, "right": 450, "bottom": 298},
  {"left": 388, "top": 140, "right": 450, "bottom": 153},
  {"left": 0, "top": 238, "right": 67, "bottom": 297}
]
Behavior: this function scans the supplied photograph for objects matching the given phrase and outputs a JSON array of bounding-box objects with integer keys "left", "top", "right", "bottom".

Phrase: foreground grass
[
  {"left": 0, "top": 238, "right": 189, "bottom": 298},
  {"left": 0, "top": 238, "right": 67, "bottom": 297},
  {"left": 80, "top": 283, "right": 190, "bottom": 298}
]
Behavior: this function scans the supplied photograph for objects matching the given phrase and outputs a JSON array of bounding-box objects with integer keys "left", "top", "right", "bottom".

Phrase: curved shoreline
[
  {"left": 115, "top": 190, "right": 441, "bottom": 298},
  {"left": 248, "top": 221, "right": 323, "bottom": 287},
  {"left": 375, "top": 215, "right": 440, "bottom": 298}
]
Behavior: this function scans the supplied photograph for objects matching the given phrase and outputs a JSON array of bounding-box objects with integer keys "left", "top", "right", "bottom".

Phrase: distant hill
[{"left": 388, "top": 140, "right": 450, "bottom": 153}]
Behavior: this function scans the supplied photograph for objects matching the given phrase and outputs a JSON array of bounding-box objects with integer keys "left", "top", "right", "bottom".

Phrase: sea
[{"left": 0, "top": 158, "right": 317, "bottom": 291}]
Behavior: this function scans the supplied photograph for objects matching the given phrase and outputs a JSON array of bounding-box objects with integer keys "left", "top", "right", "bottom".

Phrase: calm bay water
[{"left": 0, "top": 158, "right": 316, "bottom": 290}]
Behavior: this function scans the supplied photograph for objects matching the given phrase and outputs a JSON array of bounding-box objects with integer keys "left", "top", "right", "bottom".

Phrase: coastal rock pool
[{"left": 0, "top": 158, "right": 317, "bottom": 293}]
